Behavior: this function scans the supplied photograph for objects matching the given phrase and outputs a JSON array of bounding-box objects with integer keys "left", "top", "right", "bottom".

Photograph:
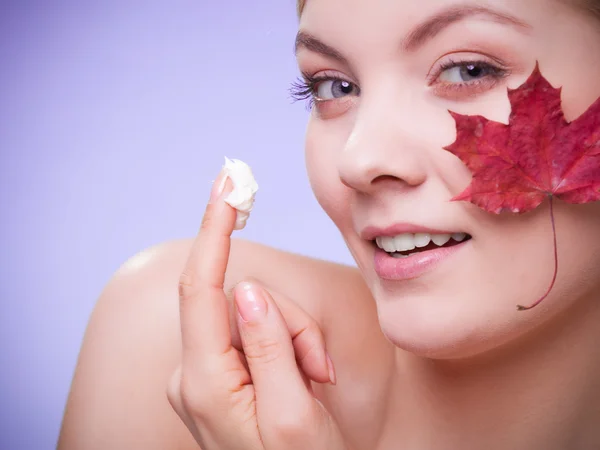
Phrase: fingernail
[
  {"left": 236, "top": 282, "right": 268, "bottom": 323},
  {"left": 209, "top": 170, "right": 228, "bottom": 203},
  {"left": 326, "top": 352, "right": 337, "bottom": 385}
]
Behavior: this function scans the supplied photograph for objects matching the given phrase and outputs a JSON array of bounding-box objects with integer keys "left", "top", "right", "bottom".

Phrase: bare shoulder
[
  {"left": 58, "top": 238, "right": 370, "bottom": 450},
  {"left": 111, "top": 237, "right": 368, "bottom": 322},
  {"left": 224, "top": 239, "right": 371, "bottom": 324}
]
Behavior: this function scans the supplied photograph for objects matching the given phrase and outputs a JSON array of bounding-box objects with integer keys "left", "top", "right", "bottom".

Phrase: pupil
[
  {"left": 340, "top": 81, "right": 352, "bottom": 94},
  {"left": 462, "top": 64, "right": 483, "bottom": 79}
]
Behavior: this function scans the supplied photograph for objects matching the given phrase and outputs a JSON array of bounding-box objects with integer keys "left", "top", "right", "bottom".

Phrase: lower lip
[{"left": 373, "top": 241, "right": 468, "bottom": 280}]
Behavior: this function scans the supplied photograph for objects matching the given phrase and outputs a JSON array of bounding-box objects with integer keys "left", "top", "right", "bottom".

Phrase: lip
[
  {"left": 361, "top": 223, "right": 464, "bottom": 241},
  {"left": 373, "top": 240, "right": 469, "bottom": 281}
]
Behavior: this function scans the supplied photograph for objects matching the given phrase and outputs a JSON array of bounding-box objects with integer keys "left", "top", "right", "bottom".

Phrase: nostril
[{"left": 372, "top": 174, "right": 403, "bottom": 185}]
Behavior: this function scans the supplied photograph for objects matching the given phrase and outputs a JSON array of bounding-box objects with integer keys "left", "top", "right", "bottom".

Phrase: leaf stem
[{"left": 516, "top": 195, "right": 558, "bottom": 311}]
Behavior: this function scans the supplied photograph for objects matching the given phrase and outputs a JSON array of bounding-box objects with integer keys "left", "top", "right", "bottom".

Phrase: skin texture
[
  {"left": 59, "top": 1, "right": 600, "bottom": 449},
  {"left": 57, "top": 239, "right": 386, "bottom": 450},
  {"left": 299, "top": 0, "right": 600, "bottom": 359},
  {"left": 298, "top": 0, "right": 600, "bottom": 446}
]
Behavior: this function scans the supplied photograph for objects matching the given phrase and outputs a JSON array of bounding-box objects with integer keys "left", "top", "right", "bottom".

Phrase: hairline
[{"left": 296, "top": 0, "right": 600, "bottom": 20}]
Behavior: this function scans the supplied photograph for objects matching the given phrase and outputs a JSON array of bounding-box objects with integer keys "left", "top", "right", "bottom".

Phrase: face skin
[{"left": 296, "top": 0, "right": 600, "bottom": 360}]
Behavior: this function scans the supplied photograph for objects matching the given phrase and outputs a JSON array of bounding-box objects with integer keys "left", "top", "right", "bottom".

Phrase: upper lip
[{"left": 360, "top": 223, "right": 467, "bottom": 241}]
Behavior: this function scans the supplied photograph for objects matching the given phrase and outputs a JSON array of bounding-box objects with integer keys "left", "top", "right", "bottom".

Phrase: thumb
[{"left": 234, "top": 281, "right": 319, "bottom": 437}]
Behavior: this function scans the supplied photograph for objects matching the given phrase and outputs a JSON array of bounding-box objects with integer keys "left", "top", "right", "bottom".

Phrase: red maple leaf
[{"left": 444, "top": 63, "right": 600, "bottom": 310}]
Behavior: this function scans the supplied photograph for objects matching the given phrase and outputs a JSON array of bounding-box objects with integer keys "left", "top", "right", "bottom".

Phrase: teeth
[
  {"left": 393, "top": 234, "right": 416, "bottom": 252},
  {"left": 452, "top": 232, "right": 467, "bottom": 242},
  {"left": 375, "top": 232, "right": 468, "bottom": 252},
  {"left": 431, "top": 234, "right": 451, "bottom": 246},
  {"left": 414, "top": 233, "right": 431, "bottom": 248},
  {"left": 377, "top": 236, "right": 396, "bottom": 253}
]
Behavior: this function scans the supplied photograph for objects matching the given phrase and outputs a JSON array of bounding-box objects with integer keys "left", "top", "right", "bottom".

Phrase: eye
[
  {"left": 438, "top": 61, "right": 503, "bottom": 83},
  {"left": 315, "top": 79, "right": 359, "bottom": 100},
  {"left": 428, "top": 58, "right": 510, "bottom": 99},
  {"left": 290, "top": 72, "right": 360, "bottom": 107}
]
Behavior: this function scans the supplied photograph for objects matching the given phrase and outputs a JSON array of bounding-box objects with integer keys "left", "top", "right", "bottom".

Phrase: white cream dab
[{"left": 222, "top": 157, "right": 258, "bottom": 230}]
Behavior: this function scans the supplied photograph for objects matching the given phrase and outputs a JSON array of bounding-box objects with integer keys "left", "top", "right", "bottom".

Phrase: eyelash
[
  {"left": 428, "top": 58, "right": 510, "bottom": 93},
  {"left": 289, "top": 71, "right": 342, "bottom": 109},
  {"left": 290, "top": 59, "right": 509, "bottom": 107}
]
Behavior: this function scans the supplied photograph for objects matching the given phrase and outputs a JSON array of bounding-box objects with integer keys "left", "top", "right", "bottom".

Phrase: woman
[{"left": 58, "top": 0, "right": 600, "bottom": 448}]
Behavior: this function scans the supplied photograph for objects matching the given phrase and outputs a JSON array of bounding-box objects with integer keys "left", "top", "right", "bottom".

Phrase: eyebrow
[
  {"left": 295, "top": 4, "right": 531, "bottom": 60},
  {"left": 403, "top": 4, "right": 532, "bottom": 51},
  {"left": 295, "top": 31, "right": 348, "bottom": 64}
]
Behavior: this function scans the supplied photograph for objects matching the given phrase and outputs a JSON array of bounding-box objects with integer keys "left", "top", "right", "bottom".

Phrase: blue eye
[
  {"left": 289, "top": 74, "right": 360, "bottom": 107},
  {"left": 438, "top": 61, "right": 504, "bottom": 83},
  {"left": 315, "top": 79, "right": 359, "bottom": 100}
]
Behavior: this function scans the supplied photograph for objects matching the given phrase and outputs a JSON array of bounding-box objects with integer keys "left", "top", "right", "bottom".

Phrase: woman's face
[{"left": 296, "top": 0, "right": 600, "bottom": 358}]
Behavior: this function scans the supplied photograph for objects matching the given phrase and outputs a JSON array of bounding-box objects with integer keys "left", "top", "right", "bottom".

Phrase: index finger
[{"left": 178, "top": 169, "right": 237, "bottom": 357}]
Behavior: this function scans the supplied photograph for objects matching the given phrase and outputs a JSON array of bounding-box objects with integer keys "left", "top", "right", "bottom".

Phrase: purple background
[{"left": 0, "top": 1, "right": 353, "bottom": 448}]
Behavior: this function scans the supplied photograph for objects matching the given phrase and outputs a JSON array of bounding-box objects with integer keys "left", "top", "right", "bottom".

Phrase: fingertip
[
  {"left": 302, "top": 349, "right": 334, "bottom": 385},
  {"left": 209, "top": 170, "right": 227, "bottom": 204},
  {"left": 209, "top": 170, "right": 234, "bottom": 205},
  {"left": 326, "top": 353, "right": 337, "bottom": 385},
  {"left": 202, "top": 176, "right": 236, "bottom": 239},
  {"left": 235, "top": 281, "right": 269, "bottom": 324}
]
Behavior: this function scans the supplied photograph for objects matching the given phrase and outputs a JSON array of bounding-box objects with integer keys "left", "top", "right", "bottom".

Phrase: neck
[{"left": 383, "top": 295, "right": 600, "bottom": 450}]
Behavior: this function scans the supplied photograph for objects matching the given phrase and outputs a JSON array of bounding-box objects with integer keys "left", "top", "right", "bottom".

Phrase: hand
[{"left": 167, "top": 169, "right": 347, "bottom": 450}]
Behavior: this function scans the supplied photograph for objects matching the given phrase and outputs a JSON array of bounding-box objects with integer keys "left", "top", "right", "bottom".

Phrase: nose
[{"left": 338, "top": 90, "right": 429, "bottom": 194}]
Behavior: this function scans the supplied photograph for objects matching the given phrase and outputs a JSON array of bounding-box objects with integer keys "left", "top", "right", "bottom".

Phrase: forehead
[
  {"left": 299, "top": 0, "right": 551, "bottom": 37},
  {"left": 298, "top": 1, "right": 546, "bottom": 69}
]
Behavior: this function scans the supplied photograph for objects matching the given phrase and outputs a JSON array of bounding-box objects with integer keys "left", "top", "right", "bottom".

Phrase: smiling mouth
[{"left": 373, "top": 232, "right": 472, "bottom": 258}]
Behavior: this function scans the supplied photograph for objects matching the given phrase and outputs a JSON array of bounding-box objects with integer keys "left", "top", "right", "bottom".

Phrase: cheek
[
  {"left": 372, "top": 203, "right": 600, "bottom": 359},
  {"left": 550, "top": 202, "right": 600, "bottom": 299},
  {"left": 305, "top": 119, "right": 353, "bottom": 230},
  {"left": 466, "top": 201, "right": 600, "bottom": 318}
]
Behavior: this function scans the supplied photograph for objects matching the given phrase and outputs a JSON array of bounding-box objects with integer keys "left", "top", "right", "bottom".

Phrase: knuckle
[
  {"left": 304, "top": 318, "right": 324, "bottom": 339},
  {"left": 296, "top": 339, "right": 320, "bottom": 365},
  {"left": 176, "top": 360, "right": 250, "bottom": 419},
  {"left": 166, "top": 369, "right": 183, "bottom": 412},
  {"left": 269, "top": 404, "right": 315, "bottom": 442},
  {"left": 178, "top": 269, "right": 203, "bottom": 302},
  {"left": 295, "top": 321, "right": 325, "bottom": 363},
  {"left": 243, "top": 337, "right": 283, "bottom": 365},
  {"left": 178, "top": 269, "right": 196, "bottom": 294},
  {"left": 200, "top": 207, "right": 215, "bottom": 232},
  {"left": 226, "top": 383, "right": 257, "bottom": 424},
  {"left": 178, "top": 371, "right": 216, "bottom": 417}
]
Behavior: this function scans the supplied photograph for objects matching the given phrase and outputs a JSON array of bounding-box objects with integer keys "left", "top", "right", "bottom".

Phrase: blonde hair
[{"left": 297, "top": 0, "right": 306, "bottom": 16}]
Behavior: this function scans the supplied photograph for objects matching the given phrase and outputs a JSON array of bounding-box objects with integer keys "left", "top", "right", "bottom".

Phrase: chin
[{"left": 372, "top": 290, "right": 530, "bottom": 361}]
